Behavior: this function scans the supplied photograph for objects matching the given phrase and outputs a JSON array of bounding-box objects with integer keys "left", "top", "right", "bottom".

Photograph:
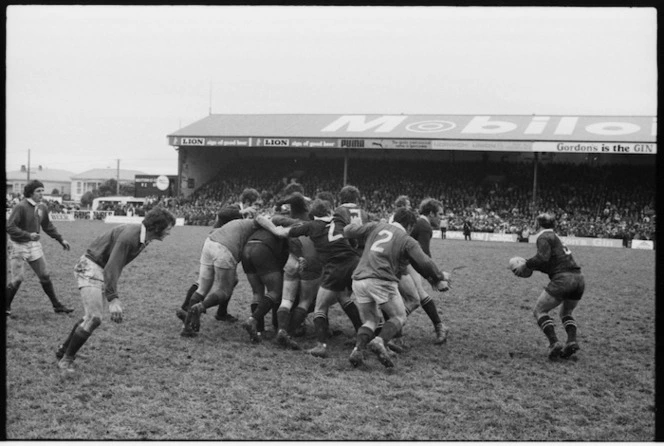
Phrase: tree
[
  {"left": 81, "top": 191, "right": 95, "bottom": 208},
  {"left": 98, "top": 179, "right": 135, "bottom": 197}
]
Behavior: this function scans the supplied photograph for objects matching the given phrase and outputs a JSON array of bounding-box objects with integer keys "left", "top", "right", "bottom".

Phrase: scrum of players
[
  {"left": 175, "top": 183, "right": 584, "bottom": 368},
  {"left": 7, "top": 180, "right": 583, "bottom": 376}
]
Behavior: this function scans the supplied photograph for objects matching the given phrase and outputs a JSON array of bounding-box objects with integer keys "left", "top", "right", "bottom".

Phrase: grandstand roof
[
  {"left": 6, "top": 168, "right": 75, "bottom": 183},
  {"left": 168, "top": 114, "right": 656, "bottom": 144},
  {"left": 71, "top": 168, "right": 147, "bottom": 181}
]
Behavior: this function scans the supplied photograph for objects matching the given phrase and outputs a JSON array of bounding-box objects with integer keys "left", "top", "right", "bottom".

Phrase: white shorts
[
  {"left": 9, "top": 240, "right": 44, "bottom": 263},
  {"left": 352, "top": 278, "right": 401, "bottom": 306},
  {"left": 200, "top": 238, "right": 237, "bottom": 270},
  {"left": 74, "top": 255, "right": 104, "bottom": 290}
]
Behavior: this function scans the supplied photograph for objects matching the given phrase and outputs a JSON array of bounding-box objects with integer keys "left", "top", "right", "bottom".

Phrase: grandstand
[{"left": 159, "top": 114, "right": 655, "bottom": 243}]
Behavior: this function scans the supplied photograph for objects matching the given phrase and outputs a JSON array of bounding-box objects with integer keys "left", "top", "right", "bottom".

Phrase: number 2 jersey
[
  {"left": 525, "top": 229, "right": 581, "bottom": 278},
  {"left": 346, "top": 221, "right": 445, "bottom": 284}
]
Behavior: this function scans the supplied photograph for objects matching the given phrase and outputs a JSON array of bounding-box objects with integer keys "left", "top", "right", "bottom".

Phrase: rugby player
[
  {"left": 6, "top": 180, "right": 73, "bottom": 316},
  {"left": 384, "top": 197, "right": 449, "bottom": 349},
  {"left": 514, "top": 213, "right": 585, "bottom": 360},
  {"left": 176, "top": 188, "right": 261, "bottom": 325},
  {"left": 272, "top": 196, "right": 363, "bottom": 359},
  {"left": 343, "top": 207, "right": 451, "bottom": 368},
  {"left": 240, "top": 223, "right": 290, "bottom": 344},
  {"left": 272, "top": 188, "right": 322, "bottom": 350},
  {"left": 179, "top": 212, "right": 285, "bottom": 337},
  {"left": 56, "top": 207, "right": 176, "bottom": 375}
]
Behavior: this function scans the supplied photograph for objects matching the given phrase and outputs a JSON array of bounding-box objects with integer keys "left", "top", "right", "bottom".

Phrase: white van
[{"left": 91, "top": 196, "right": 146, "bottom": 211}]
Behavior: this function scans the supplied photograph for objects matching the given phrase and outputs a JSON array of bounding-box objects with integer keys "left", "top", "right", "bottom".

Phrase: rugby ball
[{"left": 509, "top": 256, "right": 533, "bottom": 278}]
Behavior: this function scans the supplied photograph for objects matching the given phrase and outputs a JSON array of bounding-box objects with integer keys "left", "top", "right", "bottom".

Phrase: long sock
[
  {"left": 341, "top": 301, "right": 363, "bottom": 331},
  {"left": 251, "top": 303, "right": 264, "bottom": 332},
  {"left": 276, "top": 308, "right": 291, "bottom": 332},
  {"left": 421, "top": 297, "right": 442, "bottom": 326},
  {"left": 64, "top": 326, "right": 91, "bottom": 359},
  {"left": 6, "top": 283, "right": 21, "bottom": 308},
  {"left": 216, "top": 296, "right": 231, "bottom": 317},
  {"left": 271, "top": 304, "right": 279, "bottom": 330},
  {"left": 40, "top": 280, "right": 61, "bottom": 307},
  {"left": 288, "top": 307, "right": 308, "bottom": 334},
  {"left": 537, "top": 315, "right": 558, "bottom": 344},
  {"left": 252, "top": 295, "right": 275, "bottom": 321},
  {"left": 189, "top": 291, "right": 204, "bottom": 307},
  {"left": 181, "top": 283, "right": 199, "bottom": 311},
  {"left": 561, "top": 315, "right": 577, "bottom": 342},
  {"left": 356, "top": 326, "right": 374, "bottom": 349},
  {"left": 379, "top": 319, "right": 403, "bottom": 343},
  {"left": 313, "top": 316, "right": 329, "bottom": 343},
  {"left": 60, "top": 318, "right": 84, "bottom": 350}
]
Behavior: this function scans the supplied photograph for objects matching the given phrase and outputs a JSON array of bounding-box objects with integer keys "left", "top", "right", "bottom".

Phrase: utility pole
[
  {"left": 27, "top": 149, "right": 31, "bottom": 182},
  {"left": 116, "top": 159, "right": 120, "bottom": 195}
]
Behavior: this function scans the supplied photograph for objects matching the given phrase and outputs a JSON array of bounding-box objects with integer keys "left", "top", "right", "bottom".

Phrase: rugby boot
[
  {"left": 369, "top": 337, "right": 395, "bottom": 368},
  {"left": 560, "top": 341, "right": 580, "bottom": 359},
  {"left": 243, "top": 317, "right": 261, "bottom": 343},
  {"left": 58, "top": 356, "right": 75, "bottom": 376},
  {"left": 307, "top": 342, "right": 328, "bottom": 358},
  {"left": 56, "top": 344, "right": 66, "bottom": 360},
  {"left": 276, "top": 329, "right": 301, "bottom": 350},
  {"left": 54, "top": 304, "right": 74, "bottom": 314},
  {"left": 386, "top": 337, "right": 407, "bottom": 354},
  {"left": 434, "top": 322, "right": 450, "bottom": 345},
  {"left": 349, "top": 347, "right": 365, "bottom": 367},
  {"left": 214, "top": 312, "right": 238, "bottom": 323},
  {"left": 188, "top": 303, "right": 206, "bottom": 332},
  {"left": 548, "top": 341, "right": 563, "bottom": 360},
  {"left": 176, "top": 308, "right": 187, "bottom": 324}
]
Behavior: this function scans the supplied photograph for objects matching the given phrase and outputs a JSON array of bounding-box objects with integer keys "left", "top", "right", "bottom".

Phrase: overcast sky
[{"left": 5, "top": 5, "right": 657, "bottom": 175}]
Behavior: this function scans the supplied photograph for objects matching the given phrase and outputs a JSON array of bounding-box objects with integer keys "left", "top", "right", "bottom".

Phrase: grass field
[{"left": 3, "top": 220, "right": 656, "bottom": 440}]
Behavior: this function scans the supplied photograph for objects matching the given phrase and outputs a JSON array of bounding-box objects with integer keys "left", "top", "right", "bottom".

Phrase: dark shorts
[
  {"left": 321, "top": 255, "right": 359, "bottom": 292},
  {"left": 545, "top": 272, "right": 585, "bottom": 301},
  {"left": 242, "top": 242, "right": 285, "bottom": 275}
]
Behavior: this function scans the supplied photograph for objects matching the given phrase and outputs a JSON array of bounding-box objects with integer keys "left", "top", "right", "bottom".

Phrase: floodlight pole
[{"left": 532, "top": 152, "right": 539, "bottom": 212}]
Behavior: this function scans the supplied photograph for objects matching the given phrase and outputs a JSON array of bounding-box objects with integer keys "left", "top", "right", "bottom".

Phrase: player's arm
[
  {"left": 39, "top": 205, "right": 70, "bottom": 250},
  {"left": 287, "top": 220, "right": 315, "bottom": 238},
  {"left": 525, "top": 237, "right": 552, "bottom": 270},
  {"left": 271, "top": 214, "right": 299, "bottom": 227},
  {"left": 255, "top": 214, "right": 290, "bottom": 238},
  {"left": 102, "top": 239, "right": 134, "bottom": 323},
  {"left": 5, "top": 205, "right": 33, "bottom": 242},
  {"left": 343, "top": 221, "right": 375, "bottom": 239},
  {"left": 405, "top": 239, "right": 450, "bottom": 291}
]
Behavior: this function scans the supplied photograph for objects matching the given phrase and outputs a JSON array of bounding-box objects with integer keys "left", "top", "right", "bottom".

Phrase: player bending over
[
  {"left": 343, "top": 207, "right": 450, "bottom": 368},
  {"left": 56, "top": 207, "right": 176, "bottom": 375}
]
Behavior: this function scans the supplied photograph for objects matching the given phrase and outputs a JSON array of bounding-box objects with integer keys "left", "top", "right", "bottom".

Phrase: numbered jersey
[
  {"left": 288, "top": 217, "right": 358, "bottom": 264},
  {"left": 526, "top": 229, "right": 581, "bottom": 277},
  {"left": 332, "top": 203, "right": 370, "bottom": 250},
  {"left": 349, "top": 222, "right": 424, "bottom": 283}
]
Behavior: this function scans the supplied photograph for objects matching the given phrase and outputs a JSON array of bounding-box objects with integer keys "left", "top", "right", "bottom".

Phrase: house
[
  {"left": 70, "top": 168, "right": 147, "bottom": 202},
  {"left": 6, "top": 166, "right": 75, "bottom": 198}
]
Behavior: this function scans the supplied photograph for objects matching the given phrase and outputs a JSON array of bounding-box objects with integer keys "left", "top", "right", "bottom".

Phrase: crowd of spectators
[
  {"left": 154, "top": 158, "right": 656, "bottom": 243},
  {"left": 6, "top": 158, "right": 656, "bottom": 245}
]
